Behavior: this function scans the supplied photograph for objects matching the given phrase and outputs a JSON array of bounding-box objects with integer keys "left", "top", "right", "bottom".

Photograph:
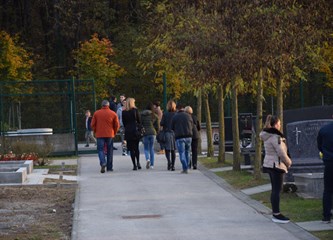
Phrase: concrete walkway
[{"left": 72, "top": 143, "right": 318, "bottom": 240}]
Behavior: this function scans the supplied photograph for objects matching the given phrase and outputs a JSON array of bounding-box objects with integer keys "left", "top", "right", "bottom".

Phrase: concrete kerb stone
[
  {"left": 0, "top": 160, "right": 34, "bottom": 174},
  {"left": 71, "top": 155, "right": 83, "bottom": 240},
  {"left": 0, "top": 183, "right": 77, "bottom": 189},
  {"left": 49, "top": 159, "right": 78, "bottom": 166},
  {"left": 0, "top": 167, "right": 27, "bottom": 184},
  {"left": 241, "top": 184, "right": 272, "bottom": 195},
  {"left": 198, "top": 163, "right": 319, "bottom": 240},
  {"left": 296, "top": 221, "right": 333, "bottom": 232}
]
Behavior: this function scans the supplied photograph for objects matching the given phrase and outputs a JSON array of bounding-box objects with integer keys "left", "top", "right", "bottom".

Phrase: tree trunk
[
  {"left": 254, "top": 68, "right": 264, "bottom": 180},
  {"left": 276, "top": 77, "right": 284, "bottom": 132},
  {"left": 204, "top": 92, "right": 214, "bottom": 157},
  {"left": 218, "top": 84, "right": 225, "bottom": 163},
  {"left": 197, "top": 89, "right": 202, "bottom": 155},
  {"left": 231, "top": 76, "right": 241, "bottom": 171}
]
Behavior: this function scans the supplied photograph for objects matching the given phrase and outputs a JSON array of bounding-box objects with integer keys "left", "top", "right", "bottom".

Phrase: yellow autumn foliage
[
  {"left": 71, "top": 33, "right": 125, "bottom": 100},
  {"left": 0, "top": 31, "right": 33, "bottom": 81}
]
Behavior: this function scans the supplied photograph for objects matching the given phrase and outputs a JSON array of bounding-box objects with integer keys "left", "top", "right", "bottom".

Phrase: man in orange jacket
[{"left": 91, "top": 100, "right": 120, "bottom": 173}]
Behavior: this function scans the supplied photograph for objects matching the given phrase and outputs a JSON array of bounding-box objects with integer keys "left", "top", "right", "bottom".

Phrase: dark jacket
[
  {"left": 122, "top": 108, "right": 141, "bottom": 141},
  {"left": 191, "top": 114, "right": 201, "bottom": 140},
  {"left": 109, "top": 101, "right": 118, "bottom": 113},
  {"left": 160, "top": 111, "right": 176, "bottom": 150},
  {"left": 86, "top": 116, "right": 93, "bottom": 131},
  {"left": 141, "top": 110, "right": 159, "bottom": 136},
  {"left": 171, "top": 110, "right": 193, "bottom": 140},
  {"left": 160, "top": 111, "right": 176, "bottom": 131},
  {"left": 317, "top": 122, "right": 333, "bottom": 164}
]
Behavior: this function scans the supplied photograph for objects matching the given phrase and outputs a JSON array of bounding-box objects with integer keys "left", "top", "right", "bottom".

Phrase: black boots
[
  {"left": 132, "top": 159, "right": 137, "bottom": 170},
  {"left": 137, "top": 161, "right": 142, "bottom": 170},
  {"left": 132, "top": 159, "right": 141, "bottom": 170},
  {"left": 171, "top": 159, "right": 175, "bottom": 171}
]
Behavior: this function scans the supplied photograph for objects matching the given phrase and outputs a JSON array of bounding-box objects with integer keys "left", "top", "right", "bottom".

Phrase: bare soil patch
[{"left": 0, "top": 186, "right": 76, "bottom": 240}]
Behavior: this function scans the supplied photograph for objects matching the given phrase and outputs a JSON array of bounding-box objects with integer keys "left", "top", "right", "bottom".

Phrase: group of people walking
[
  {"left": 86, "top": 95, "right": 201, "bottom": 174},
  {"left": 86, "top": 100, "right": 333, "bottom": 225}
]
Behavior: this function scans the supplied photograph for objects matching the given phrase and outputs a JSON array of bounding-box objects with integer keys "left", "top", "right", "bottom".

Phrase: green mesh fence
[{"left": 0, "top": 79, "right": 96, "bottom": 142}]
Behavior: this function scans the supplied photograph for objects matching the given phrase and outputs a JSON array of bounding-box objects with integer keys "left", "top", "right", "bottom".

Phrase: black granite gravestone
[
  {"left": 286, "top": 119, "right": 333, "bottom": 182},
  {"left": 239, "top": 113, "right": 254, "bottom": 165}
]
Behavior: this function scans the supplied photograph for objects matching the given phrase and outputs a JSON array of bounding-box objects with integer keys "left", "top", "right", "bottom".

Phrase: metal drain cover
[{"left": 122, "top": 214, "right": 162, "bottom": 219}]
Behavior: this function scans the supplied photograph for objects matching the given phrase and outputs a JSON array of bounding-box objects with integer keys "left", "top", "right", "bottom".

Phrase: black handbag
[
  {"left": 135, "top": 109, "right": 145, "bottom": 139},
  {"left": 135, "top": 123, "right": 145, "bottom": 139},
  {"left": 156, "top": 130, "right": 166, "bottom": 143}
]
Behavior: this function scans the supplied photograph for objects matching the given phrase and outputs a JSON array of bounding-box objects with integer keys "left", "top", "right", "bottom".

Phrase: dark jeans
[
  {"left": 127, "top": 139, "right": 140, "bottom": 166},
  {"left": 264, "top": 167, "right": 284, "bottom": 214},
  {"left": 191, "top": 138, "right": 198, "bottom": 168},
  {"left": 97, "top": 138, "right": 113, "bottom": 170},
  {"left": 323, "top": 163, "right": 333, "bottom": 220}
]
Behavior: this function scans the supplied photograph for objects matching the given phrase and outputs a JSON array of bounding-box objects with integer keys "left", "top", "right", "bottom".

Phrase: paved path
[{"left": 72, "top": 143, "right": 318, "bottom": 240}]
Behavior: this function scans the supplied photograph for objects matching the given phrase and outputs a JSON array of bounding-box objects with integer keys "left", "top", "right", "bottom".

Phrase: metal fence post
[{"left": 71, "top": 78, "right": 78, "bottom": 156}]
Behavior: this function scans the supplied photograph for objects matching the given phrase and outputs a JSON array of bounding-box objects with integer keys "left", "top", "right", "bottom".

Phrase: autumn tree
[
  {"left": 0, "top": 31, "right": 33, "bottom": 130},
  {"left": 241, "top": 0, "right": 333, "bottom": 178},
  {"left": 308, "top": 41, "right": 333, "bottom": 87},
  {"left": 71, "top": 34, "right": 125, "bottom": 100},
  {"left": 135, "top": 2, "right": 193, "bottom": 100},
  {"left": 0, "top": 31, "right": 33, "bottom": 82}
]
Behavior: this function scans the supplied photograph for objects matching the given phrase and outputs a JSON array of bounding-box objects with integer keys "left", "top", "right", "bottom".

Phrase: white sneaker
[{"left": 150, "top": 166, "right": 154, "bottom": 169}]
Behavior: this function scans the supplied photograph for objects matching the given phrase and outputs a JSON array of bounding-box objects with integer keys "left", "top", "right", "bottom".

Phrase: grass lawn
[
  {"left": 311, "top": 231, "right": 333, "bottom": 240},
  {"left": 215, "top": 170, "right": 270, "bottom": 189},
  {"left": 199, "top": 156, "right": 333, "bottom": 240},
  {"left": 199, "top": 155, "right": 233, "bottom": 169},
  {"left": 252, "top": 191, "right": 322, "bottom": 222}
]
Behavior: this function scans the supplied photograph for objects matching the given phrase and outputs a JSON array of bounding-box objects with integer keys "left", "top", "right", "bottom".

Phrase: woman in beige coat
[{"left": 260, "top": 115, "right": 292, "bottom": 224}]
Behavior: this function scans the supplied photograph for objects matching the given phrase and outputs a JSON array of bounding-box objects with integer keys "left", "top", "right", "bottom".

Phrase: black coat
[
  {"left": 109, "top": 101, "right": 118, "bottom": 113},
  {"left": 318, "top": 122, "right": 333, "bottom": 164},
  {"left": 160, "top": 111, "right": 176, "bottom": 131},
  {"left": 191, "top": 114, "right": 201, "bottom": 140},
  {"left": 160, "top": 111, "right": 176, "bottom": 150},
  {"left": 122, "top": 108, "right": 141, "bottom": 141}
]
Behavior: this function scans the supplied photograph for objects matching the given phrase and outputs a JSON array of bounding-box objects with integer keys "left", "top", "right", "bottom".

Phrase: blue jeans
[
  {"left": 97, "top": 138, "right": 114, "bottom": 170},
  {"left": 143, "top": 135, "right": 155, "bottom": 166},
  {"left": 176, "top": 138, "right": 192, "bottom": 171}
]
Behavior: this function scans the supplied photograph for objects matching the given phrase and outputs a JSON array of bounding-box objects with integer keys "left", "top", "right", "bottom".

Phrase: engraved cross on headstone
[{"left": 293, "top": 127, "right": 302, "bottom": 145}]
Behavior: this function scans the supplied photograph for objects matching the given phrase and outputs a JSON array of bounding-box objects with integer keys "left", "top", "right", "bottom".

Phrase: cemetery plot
[{"left": 0, "top": 186, "right": 75, "bottom": 239}]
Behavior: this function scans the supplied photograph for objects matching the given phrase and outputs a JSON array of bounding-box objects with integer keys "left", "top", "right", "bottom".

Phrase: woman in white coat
[{"left": 260, "top": 115, "right": 292, "bottom": 224}]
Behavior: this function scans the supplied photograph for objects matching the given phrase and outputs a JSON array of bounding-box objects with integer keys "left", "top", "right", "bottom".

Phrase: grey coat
[
  {"left": 160, "top": 111, "right": 176, "bottom": 150},
  {"left": 260, "top": 128, "right": 292, "bottom": 173}
]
